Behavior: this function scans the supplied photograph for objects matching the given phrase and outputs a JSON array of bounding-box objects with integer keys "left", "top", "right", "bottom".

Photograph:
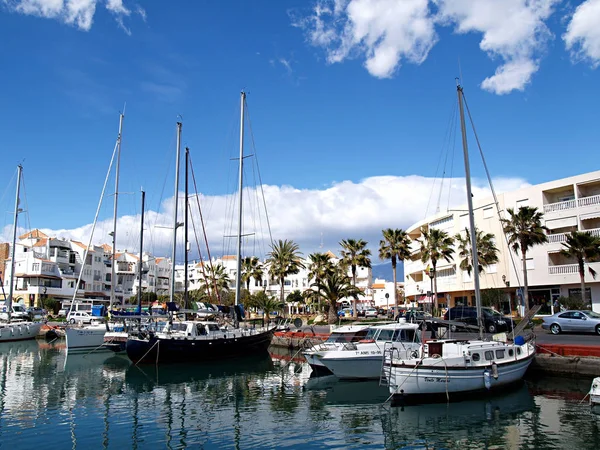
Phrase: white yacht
[
  {"left": 302, "top": 324, "right": 370, "bottom": 376},
  {"left": 317, "top": 322, "right": 421, "bottom": 380},
  {"left": 590, "top": 377, "right": 600, "bottom": 413}
]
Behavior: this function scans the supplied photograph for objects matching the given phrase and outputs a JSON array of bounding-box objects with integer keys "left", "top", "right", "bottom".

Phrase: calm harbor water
[{"left": 0, "top": 340, "right": 599, "bottom": 449}]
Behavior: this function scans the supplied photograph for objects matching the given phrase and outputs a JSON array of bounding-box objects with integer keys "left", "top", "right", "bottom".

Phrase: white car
[
  {"left": 67, "top": 311, "right": 93, "bottom": 324},
  {"left": 365, "top": 308, "right": 378, "bottom": 318}
]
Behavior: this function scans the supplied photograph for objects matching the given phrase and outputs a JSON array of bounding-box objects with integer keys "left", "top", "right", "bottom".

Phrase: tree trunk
[
  {"left": 328, "top": 299, "right": 338, "bottom": 324},
  {"left": 352, "top": 266, "right": 358, "bottom": 319},
  {"left": 280, "top": 278, "right": 285, "bottom": 318},
  {"left": 392, "top": 257, "right": 398, "bottom": 312},
  {"left": 579, "top": 259, "right": 586, "bottom": 306},
  {"left": 433, "top": 262, "right": 439, "bottom": 314},
  {"left": 521, "top": 248, "right": 529, "bottom": 317}
]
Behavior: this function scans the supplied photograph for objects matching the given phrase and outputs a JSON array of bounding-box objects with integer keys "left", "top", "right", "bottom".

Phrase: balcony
[
  {"left": 578, "top": 194, "right": 600, "bottom": 208},
  {"left": 543, "top": 199, "right": 576, "bottom": 214},
  {"left": 548, "top": 227, "right": 600, "bottom": 243},
  {"left": 548, "top": 264, "right": 578, "bottom": 275}
]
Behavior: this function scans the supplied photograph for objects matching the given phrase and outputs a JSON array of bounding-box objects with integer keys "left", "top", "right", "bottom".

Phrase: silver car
[{"left": 542, "top": 310, "right": 600, "bottom": 335}]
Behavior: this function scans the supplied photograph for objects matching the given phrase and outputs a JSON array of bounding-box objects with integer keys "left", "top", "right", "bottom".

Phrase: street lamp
[
  {"left": 502, "top": 274, "right": 509, "bottom": 287},
  {"left": 426, "top": 265, "right": 434, "bottom": 313}
]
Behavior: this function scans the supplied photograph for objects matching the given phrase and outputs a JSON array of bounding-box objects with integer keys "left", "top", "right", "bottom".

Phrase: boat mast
[
  {"left": 137, "top": 190, "right": 145, "bottom": 316},
  {"left": 7, "top": 165, "right": 23, "bottom": 322},
  {"left": 170, "top": 122, "right": 182, "bottom": 305},
  {"left": 184, "top": 147, "right": 189, "bottom": 310},
  {"left": 110, "top": 113, "right": 124, "bottom": 310},
  {"left": 234, "top": 91, "right": 246, "bottom": 307},
  {"left": 457, "top": 84, "right": 483, "bottom": 340}
]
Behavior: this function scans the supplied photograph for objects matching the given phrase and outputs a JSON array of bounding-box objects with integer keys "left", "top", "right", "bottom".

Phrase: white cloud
[
  {"left": 435, "top": 0, "right": 559, "bottom": 94},
  {"left": 292, "top": 0, "right": 437, "bottom": 78},
  {"left": 3, "top": 0, "right": 141, "bottom": 33},
  {"left": 563, "top": 0, "right": 600, "bottom": 68},
  {"left": 1, "top": 175, "right": 530, "bottom": 262}
]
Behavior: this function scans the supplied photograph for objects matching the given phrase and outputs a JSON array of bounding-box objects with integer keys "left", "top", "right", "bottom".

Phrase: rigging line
[
  {"left": 436, "top": 104, "right": 456, "bottom": 214},
  {"left": 462, "top": 92, "right": 523, "bottom": 289},
  {"left": 425, "top": 94, "right": 459, "bottom": 219},
  {"left": 243, "top": 99, "right": 274, "bottom": 248},
  {"left": 0, "top": 170, "right": 18, "bottom": 207},
  {"left": 19, "top": 170, "right": 32, "bottom": 239},
  {"left": 446, "top": 102, "right": 459, "bottom": 212},
  {"left": 188, "top": 153, "right": 221, "bottom": 303},
  {"left": 72, "top": 139, "right": 119, "bottom": 302}
]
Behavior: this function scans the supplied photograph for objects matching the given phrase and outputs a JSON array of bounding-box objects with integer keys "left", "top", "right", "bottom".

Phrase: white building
[{"left": 403, "top": 170, "right": 600, "bottom": 314}]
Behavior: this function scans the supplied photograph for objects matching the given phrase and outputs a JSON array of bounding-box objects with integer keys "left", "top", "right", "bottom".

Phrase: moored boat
[
  {"left": 302, "top": 324, "right": 370, "bottom": 376},
  {"left": 590, "top": 377, "right": 600, "bottom": 412}
]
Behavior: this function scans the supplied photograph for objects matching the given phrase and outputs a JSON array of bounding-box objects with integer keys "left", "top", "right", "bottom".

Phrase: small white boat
[
  {"left": 302, "top": 324, "right": 370, "bottom": 376},
  {"left": 317, "top": 322, "right": 421, "bottom": 380},
  {"left": 65, "top": 322, "right": 111, "bottom": 353},
  {"left": 590, "top": 377, "right": 600, "bottom": 410},
  {"left": 384, "top": 337, "right": 535, "bottom": 401},
  {"left": 0, "top": 321, "right": 43, "bottom": 343}
]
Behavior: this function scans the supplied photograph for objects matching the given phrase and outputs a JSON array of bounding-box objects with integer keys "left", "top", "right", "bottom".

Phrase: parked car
[
  {"left": 364, "top": 308, "right": 378, "bottom": 318},
  {"left": 337, "top": 308, "right": 353, "bottom": 317},
  {"left": 67, "top": 311, "right": 94, "bottom": 324},
  {"left": 444, "top": 306, "right": 514, "bottom": 333},
  {"left": 27, "top": 307, "right": 46, "bottom": 320},
  {"left": 57, "top": 308, "right": 67, "bottom": 317},
  {"left": 0, "top": 303, "right": 31, "bottom": 321},
  {"left": 400, "top": 309, "right": 431, "bottom": 323},
  {"left": 542, "top": 310, "right": 600, "bottom": 335}
]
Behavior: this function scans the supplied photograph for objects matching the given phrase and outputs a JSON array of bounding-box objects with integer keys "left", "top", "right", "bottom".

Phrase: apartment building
[
  {"left": 2, "top": 229, "right": 172, "bottom": 307},
  {"left": 403, "top": 170, "right": 600, "bottom": 314}
]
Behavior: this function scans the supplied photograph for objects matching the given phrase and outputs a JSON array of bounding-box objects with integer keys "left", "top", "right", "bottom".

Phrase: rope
[{"left": 134, "top": 338, "right": 160, "bottom": 366}]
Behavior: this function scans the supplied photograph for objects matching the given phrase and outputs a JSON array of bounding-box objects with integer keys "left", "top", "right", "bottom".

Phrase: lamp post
[{"left": 426, "top": 265, "right": 434, "bottom": 313}]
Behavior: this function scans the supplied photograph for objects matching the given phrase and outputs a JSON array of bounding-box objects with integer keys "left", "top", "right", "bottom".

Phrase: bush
[{"left": 558, "top": 295, "right": 587, "bottom": 311}]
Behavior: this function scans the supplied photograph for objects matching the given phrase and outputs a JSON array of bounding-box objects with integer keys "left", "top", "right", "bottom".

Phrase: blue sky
[{"left": 0, "top": 0, "right": 599, "bottom": 263}]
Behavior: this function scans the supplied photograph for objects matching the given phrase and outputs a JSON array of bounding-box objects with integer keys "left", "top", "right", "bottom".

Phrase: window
[
  {"left": 472, "top": 353, "right": 480, "bottom": 362},
  {"left": 516, "top": 199, "right": 529, "bottom": 209},
  {"left": 525, "top": 258, "right": 534, "bottom": 270},
  {"left": 377, "top": 330, "right": 395, "bottom": 341},
  {"left": 485, "top": 264, "right": 497, "bottom": 274},
  {"left": 483, "top": 207, "right": 493, "bottom": 219},
  {"left": 508, "top": 349, "right": 514, "bottom": 357},
  {"left": 484, "top": 350, "right": 494, "bottom": 361},
  {"left": 517, "top": 348, "right": 522, "bottom": 355},
  {"left": 558, "top": 312, "right": 573, "bottom": 319},
  {"left": 495, "top": 349, "right": 505, "bottom": 359}
]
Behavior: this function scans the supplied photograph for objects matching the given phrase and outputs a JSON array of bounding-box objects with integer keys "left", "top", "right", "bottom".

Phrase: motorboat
[
  {"left": 302, "top": 324, "right": 370, "bottom": 376},
  {"left": 317, "top": 322, "right": 421, "bottom": 380},
  {"left": 590, "top": 377, "right": 600, "bottom": 412}
]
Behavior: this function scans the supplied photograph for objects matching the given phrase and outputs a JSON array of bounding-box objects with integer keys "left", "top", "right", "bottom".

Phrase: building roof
[
  {"left": 222, "top": 255, "right": 237, "bottom": 261},
  {"left": 101, "top": 243, "right": 112, "bottom": 253},
  {"left": 19, "top": 229, "right": 48, "bottom": 240},
  {"left": 32, "top": 238, "right": 48, "bottom": 248},
  {"left": 371, "top": 283, "right": 386, "bottom": 289}
]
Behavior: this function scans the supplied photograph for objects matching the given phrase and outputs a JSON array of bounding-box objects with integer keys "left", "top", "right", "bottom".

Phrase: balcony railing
[
  {"left": 548, "top": 264, "right": 578, "bottom": 275},
  {"left": 578, "top": 194, "right": 600, "bottom": 208},
  {"left": 543, "top": 199, "right": 576, "bottom": 214},
  {"left": 547, "top": 227, "right": 600, "bottom": 243}
]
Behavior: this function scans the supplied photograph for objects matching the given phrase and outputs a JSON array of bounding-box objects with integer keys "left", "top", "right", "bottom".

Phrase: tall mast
[
  {"left": 184, "top": 147, "right": 189, "bottom": 310},
  {"left": 457, "top": 84, "right": 483, "bottom": 339},
  {"left": 234, "top": 91, "right": 246, "bottom": 307},
  {"left": 7, "top": 165, "right": 23, "bottom": 322},
  {"left": 137, "top": 190, "right": 145, "bottom": 315},
  {"left": 170, "top": 122, "right": 182, "bottom": 304},
  {"left": 110, "top": 112, "right": 124, "bottom": 310}
]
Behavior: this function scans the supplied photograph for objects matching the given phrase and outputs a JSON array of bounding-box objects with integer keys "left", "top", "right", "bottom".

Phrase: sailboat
[
  {"left": 382, "top": 84, "right": 535, "bottom": 402},
  {"left": 65, "top": 112, "right": 125, "bottom": 353},
  {"left": 125, "top": 92, "right": 276, "bottom": 364},
  {"left": 0, "top": 165, "right": 43, "bottom": 342}
]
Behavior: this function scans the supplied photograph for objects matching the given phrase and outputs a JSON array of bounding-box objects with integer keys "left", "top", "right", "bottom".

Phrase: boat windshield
[
  {"left": 395, "top": 328, "right": 420, "bottom": 343},
  {"left": 13, "top": 305, "right": 26, "bottom": 312},
  {"left": 325, "top": 330, "right": 367, "bottom": 343}
]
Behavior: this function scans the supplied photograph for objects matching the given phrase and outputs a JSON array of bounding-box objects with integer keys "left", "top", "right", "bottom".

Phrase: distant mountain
[{"left": 371, "top": 261, "right": 404, "bottom": 282}]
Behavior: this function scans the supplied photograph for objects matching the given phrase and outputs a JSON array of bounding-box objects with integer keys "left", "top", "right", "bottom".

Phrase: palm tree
[
  {"left": 311, "top": 268, "right": 362, "bottom": 324},
  {"left": 455, "top": 227, "right": 500, "bottom": 276},
  {"left": 379, "top": 228, "right": 411, "bottom": 313},
  {"left": 418, "top": 227, "right": 455, "bottom": 312},
  {"left": 266, "top": 239, "right": 305, "bottom": 317},
  {"left": 200, "top": 263, "right": 231, "bottom": 303},
  {"left": 502, "top": 206, "right": 548, "bottom": 316},
  {"left": 252, "top": 291, "right": 283, "bottom": 326},
  {"left": 560, "top": 231, "right": 600, "bottom": 307},
  {"left": 307, "top": 252, "right": 335, "bottom": 313},
  {"left": 241, "top": 256, "right": 263, "bottom": 291},
  {"left": 339, "top": 238, "right": 371, "bottom": 318}
]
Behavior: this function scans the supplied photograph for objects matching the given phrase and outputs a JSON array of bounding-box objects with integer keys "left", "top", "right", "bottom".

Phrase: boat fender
[
  {"left": 411, "top": 350, "right": 419, "bottom": 359},
  {"left": 483, "top": 369, "right": 492, "bottom": 390},
  {"left": 491, "top": 363, "right": 499, "bottom": 380}
]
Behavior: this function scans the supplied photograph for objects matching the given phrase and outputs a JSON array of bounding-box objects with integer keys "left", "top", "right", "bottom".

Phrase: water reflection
[{"left": 1, "top": 341, "right": 600, "bottom": 449}]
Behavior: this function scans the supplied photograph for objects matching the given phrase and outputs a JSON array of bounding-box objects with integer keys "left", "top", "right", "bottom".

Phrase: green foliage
[
  {"left": 286, "top": 290, "right": 304, "bottom": 305},
  {"left": 266, "top": 239, "right": 305, "bottom": 316},
  {"left": 339, "top": 238, "right": 372, "bottom": 318},
  {"left": 455, "top": 227, "right": 499, "bottom": 276},
  {"left": 311, "top": 267, "right": 362, "bottom": 324},
  {"left": 42, "top": 297, "right": 58, "bottom": 314},
  {"left": 379, "top": 228, "right": 411, "bottom": 311},
  {"left": 481, "top": 288, "right": 505, "bottom": 310},
  {"left": 558, "top": 295, "right": 587, "bottom": 311}
]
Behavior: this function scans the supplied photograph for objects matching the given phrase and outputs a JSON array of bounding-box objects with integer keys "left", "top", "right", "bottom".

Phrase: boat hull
[
  {"left": 387, "top": 353, "right": 534, "bottom": 401},
  {"left": 0, "top": 322, "right": 42, "bottom": 342},
  {"left": 126, "top": 328, "right": 275, "bottom": 364},
  {"left": 65, "top": 324, "right": 110, "bottom": 353}
]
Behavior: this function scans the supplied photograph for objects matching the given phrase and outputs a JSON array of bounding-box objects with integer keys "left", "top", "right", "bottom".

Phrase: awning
[
  {"left": 14, "top": 273, "right": 62, "bottom": 280},
  {"left": 580, "top": 212, "right": 600, "bottom": 221},
  {"left": 545, "top": 216, "right": 577, "bottom": 230},
  {"left": 417, "top": 295, "right": 432, "bottom": 304}
]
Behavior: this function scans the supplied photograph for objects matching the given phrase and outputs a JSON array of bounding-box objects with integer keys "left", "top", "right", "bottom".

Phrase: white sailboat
[
  {"left": 65, "top": 112, "right": 125, "bottom": 353},
  {"left": 383, "top": 84, "right": 535, "bottom": 402},
  {"left": 0, "top": 165, "right": 43, "bottom": 342}
]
